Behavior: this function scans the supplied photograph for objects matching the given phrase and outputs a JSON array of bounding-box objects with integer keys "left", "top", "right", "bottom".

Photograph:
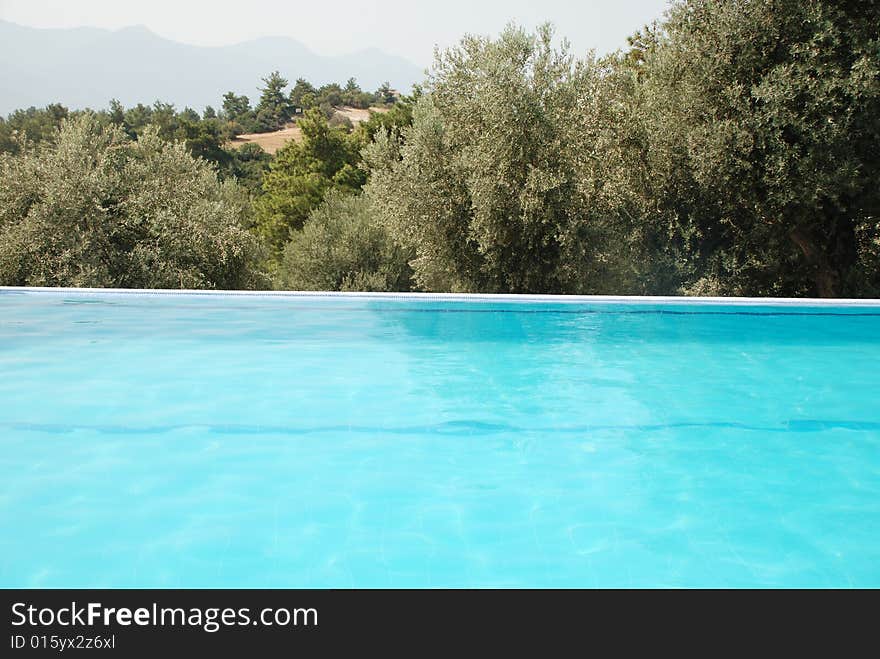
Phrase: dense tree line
[
  {"left": 1, "top": 1, "right": 878, "bottom": 296},
  {"left": 0, "top": 99, "right": 272, "bottom": 193},
  {"left": 221, "top": 74, "right": 397, "bottom": 135},
  {"left": 0, "top": 71, "right": 397, "bottom": 151}
]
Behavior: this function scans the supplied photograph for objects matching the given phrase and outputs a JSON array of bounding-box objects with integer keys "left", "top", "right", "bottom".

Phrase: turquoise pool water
[{"left": 1, "top": 289, "right": 879, "bottom": 588}]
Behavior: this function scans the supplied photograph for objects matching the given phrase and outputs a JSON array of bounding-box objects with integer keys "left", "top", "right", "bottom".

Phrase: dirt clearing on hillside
[
  {"left": 228, "top": 106, "right": 390, "bottom": 154},
  {"left": 230, "top": 124, "right": 302, "bottom": 154}
]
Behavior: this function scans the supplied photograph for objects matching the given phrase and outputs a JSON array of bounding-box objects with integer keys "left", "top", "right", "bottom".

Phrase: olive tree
[
  {"left": 636, "top": 0, "right": 880, "bottom": 297},
  {"left": 365, "top": 25, "right": 602, "bottom": 293},
  {"left": 0, "top": 114, "right": 267, "bottom": 289},
  {"left": 276, "top": 190, "right": 412, "bottom": 292}
]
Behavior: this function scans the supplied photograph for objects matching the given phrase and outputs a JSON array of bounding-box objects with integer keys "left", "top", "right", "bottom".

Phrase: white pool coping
[{"left": 2, "top": 286, "right": 880, "bottom": 307}]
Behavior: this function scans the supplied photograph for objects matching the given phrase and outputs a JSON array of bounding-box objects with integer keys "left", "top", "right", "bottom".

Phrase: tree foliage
[
  {"left": 631, "top": 0, "right": 880, "bottom": 297},
  {"left": 2, "top": 4, "right": 878, "bottom": 297},
  {"left": 289, "top": 78, "right": 317, "bottom": 109},
  {"left": 254, "top": 71, "right": 293, "bottom": 132},
  {"left": 355, "top": 88, "right": 418, "bottom": 143},
  {"left": 255, "top": 109, "right": 367, "bottom": 258},
  {"left": 364, "top": 6, "right": 880, "bottom": 297},
  {"left": 365, "top": 25, "right": 598, "bottom": 293},
  {"left": 0, "top": 104, "right": 69, "bottom": 155},
  {"left": 0, "top": 114, "right": 267, "bottom": 289},
  {"left": 277, "top": 191, "right": 413, "bottom": 291}
]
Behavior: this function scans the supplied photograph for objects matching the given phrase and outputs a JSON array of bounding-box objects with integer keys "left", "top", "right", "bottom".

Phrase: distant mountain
[{"left": 0, "top": 20, "right": 426, "bottom": 115}]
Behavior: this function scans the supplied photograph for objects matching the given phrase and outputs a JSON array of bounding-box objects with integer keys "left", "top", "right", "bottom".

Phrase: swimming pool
[{"left": 1, "top": 288, "right": 879, "bottom": 587}]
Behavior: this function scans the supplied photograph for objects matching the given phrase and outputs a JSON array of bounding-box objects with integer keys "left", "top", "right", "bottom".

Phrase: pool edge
[{"left": 2, "top": 286, "right": 880, "bottom": 307}]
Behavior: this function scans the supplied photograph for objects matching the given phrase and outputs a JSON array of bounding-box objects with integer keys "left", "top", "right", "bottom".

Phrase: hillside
[
  {"left": 230, "top": 106, "right": 386, "bottom": 154},
  {"left": 0, "top": 20, "right": 424, "bottom": 115}
]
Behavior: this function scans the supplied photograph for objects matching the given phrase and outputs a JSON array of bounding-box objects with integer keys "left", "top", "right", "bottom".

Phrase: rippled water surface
[{"left": 1, "top": 291, "right": 879, "bottom": 587}]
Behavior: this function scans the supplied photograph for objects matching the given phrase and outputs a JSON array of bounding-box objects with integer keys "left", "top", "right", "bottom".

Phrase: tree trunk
[{"left": 789, "top": 216, "right": 857, "bottom": 298}]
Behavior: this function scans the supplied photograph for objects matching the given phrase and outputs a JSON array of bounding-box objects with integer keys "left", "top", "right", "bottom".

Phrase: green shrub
[{"left": 276, "top": 191, "right": 412, "bottom": 291}]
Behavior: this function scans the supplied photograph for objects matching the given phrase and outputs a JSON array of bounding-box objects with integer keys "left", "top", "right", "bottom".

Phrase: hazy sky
[{"left": 0, "top": 0, "right": 671, "bottom": 65}]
